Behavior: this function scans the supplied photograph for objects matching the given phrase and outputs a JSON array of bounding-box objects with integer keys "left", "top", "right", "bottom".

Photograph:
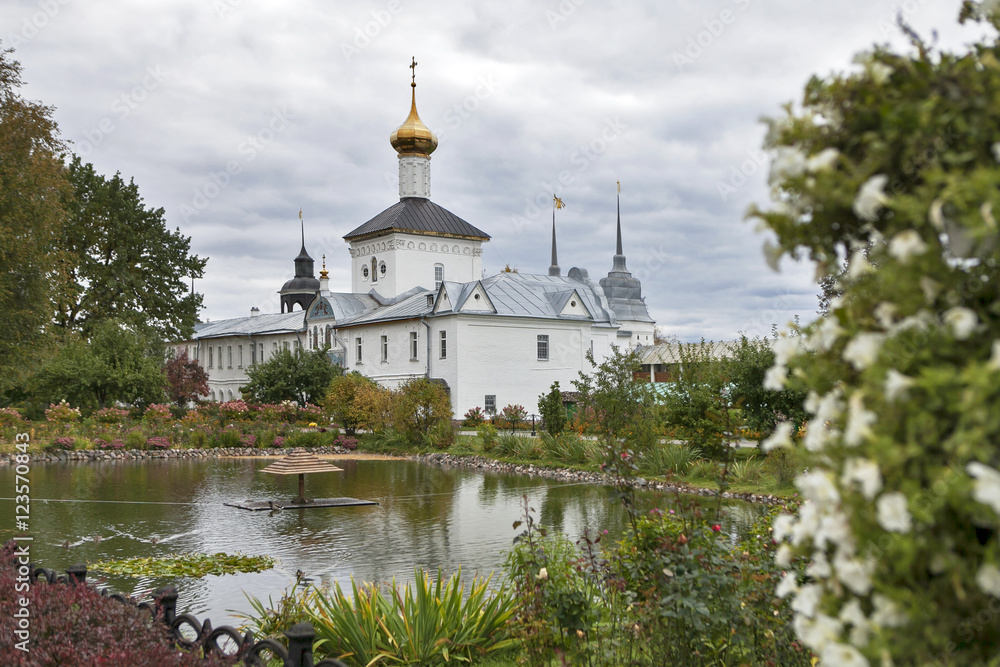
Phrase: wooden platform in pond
[{"left": 224, "top": 497, "right": 379, "bottom": 511}]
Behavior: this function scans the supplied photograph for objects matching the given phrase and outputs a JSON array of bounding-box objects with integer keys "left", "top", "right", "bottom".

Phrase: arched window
[
  {"left": 325, "top": 326, "right": 332, "bottom": 346},
  {"left": 434, "top": 264, "right": 444, "bottom": 290},
  {"left": 371, "top": 257, "right": 378, "bottom": 283},
  {"left": 210, "top": 390, "right": 216, "bottom": 402},
  {"left": 313, "top": 326, "right": 318, "bottom": 348}
]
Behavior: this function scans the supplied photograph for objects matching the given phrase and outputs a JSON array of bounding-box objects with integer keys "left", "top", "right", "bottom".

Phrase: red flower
[{"left": 711, "top": 524, "right": 722, "bottom": 532}]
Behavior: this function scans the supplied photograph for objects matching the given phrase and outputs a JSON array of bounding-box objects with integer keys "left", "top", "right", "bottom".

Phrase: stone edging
[
  {"left": 411, "top": 452, "right": 788, "bottom": 506},
  {"left": 0, "top": 445, "right": 354, "bottom": 464}
]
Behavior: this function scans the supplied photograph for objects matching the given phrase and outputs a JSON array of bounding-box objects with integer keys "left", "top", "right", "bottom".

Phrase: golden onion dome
[{"left": 390, "top": 82, "right": 438, "bottom": 157}]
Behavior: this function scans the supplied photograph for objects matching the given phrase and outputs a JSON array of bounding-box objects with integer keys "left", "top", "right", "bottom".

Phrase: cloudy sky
[{"left": 2, "top": 0, "right": 990, "bottom": 341}]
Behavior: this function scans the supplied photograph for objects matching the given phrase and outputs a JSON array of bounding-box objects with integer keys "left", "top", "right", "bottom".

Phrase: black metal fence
[{"left": 25, "top": 559, "right": 347, "bottom": 667}]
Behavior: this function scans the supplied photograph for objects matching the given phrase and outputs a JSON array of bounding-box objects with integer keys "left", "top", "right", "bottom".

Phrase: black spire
[
  {"left": 293, "top": 214, "right": 315, "bottom": 278},
  {"left": 610, "top": 184, "right": 628, "bottom": 273},
  {"left": 548, "top": 209, "right": 560, "bottom": 276}
]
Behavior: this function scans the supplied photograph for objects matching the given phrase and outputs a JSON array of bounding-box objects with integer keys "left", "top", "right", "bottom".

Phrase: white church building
[{"left": 176, "top": 72, "right": 655, "bottom": 416}]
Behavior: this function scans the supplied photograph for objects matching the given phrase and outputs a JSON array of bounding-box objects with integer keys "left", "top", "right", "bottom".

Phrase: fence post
[
  {"left": 66, "top": 563, "right": 87, "bottom": 584},
  {"left": 154, "top": 586, "right": 179, "bottom": 625},
  {"left": 285, "top": 622, "right": 316, "bottom": 667}
]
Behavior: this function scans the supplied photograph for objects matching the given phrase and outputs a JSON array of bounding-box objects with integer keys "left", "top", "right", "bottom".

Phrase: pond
[{"left": 0, "top": 457, "right": 764, "bottom": 624}]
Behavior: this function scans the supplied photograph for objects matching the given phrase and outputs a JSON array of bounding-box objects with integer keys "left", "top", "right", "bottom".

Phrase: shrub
[
  {"left": 98, "top": 438, "right": 125, "bottom": 451},
  {"left": 286, "top": 431, "right": 322, "bottom": 448},
  {"left": 729, "top": 457, "right": 766, "bottom": 484},
  {"left": 145, "top": 436, "right": 171, "bottom": 450},
  {"left": 477, "top": 422, "right": 499, "bottom": 452},
  {"left": 332, "top": 434, "right": 358, "bottom": 451},
  {"left": 93, "top": 406, "right": 129, "bottom": 424},
  {"left": 124, "top": 430, "right": 147, "bottom": 450},
  {"left": 219, "top": 399, "right": 249, "bottom": 421},
  {"left": 393, "top": 377, "right": 453, "bottom": 444},
  {"left": 463, "top": 406, "right": 485, "bottom": 428},
  {"left": 218, "top": 426, "right": 241, "bottom": 448},
  {"left": 45, "top": 436, "right": 76, "bottom": 452},
  {"left": 0, "top": 407, "right": 23, "bottom": 426},
  {"left": 688, "top": 458, "right": 719, "bottom": 481},
  {"left": 143, "top": 403, "right": 172, "bottom": 423},
  {"left": 271, "top": 435, "right": 285, "bottom": 448},
  {"left": 0, "top": 541, "right": 230, "bottom": 666},
  {"left": 496, "top": 404, "right": 527, "bottom": 433},
  {"left": 642, "top": 443, "right": 702, "bottom": 476},
  {"left": 238, "top": 434, "right": 257, "bottom": 448},
  {"left": 45, "top": 400, "right": 80, "bottom": 423},
  {"left": 537, "top": 381, "right": 567, "bottom": 436}
]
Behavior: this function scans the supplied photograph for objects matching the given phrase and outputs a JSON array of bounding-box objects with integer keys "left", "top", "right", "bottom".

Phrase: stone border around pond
[
  {"left": 0, "top": 445, "right": 355, "bottom": 464},
  {"left": 412, "top": 452, "right": 789, "bottom": 507}
]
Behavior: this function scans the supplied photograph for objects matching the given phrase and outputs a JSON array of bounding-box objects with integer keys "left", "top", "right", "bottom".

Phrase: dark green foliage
[
  {"left": 54, "top": 156, "right": 205, "bottom": 341},
  {"left": 241, "top": 347, "right": 340, "bottom": 406},
  {"left": 0, "top": 46, "right": 70, "bottom": 393},
  {"left": 728, "top": 334, "right": 808, "bottom": 437},
  {"left": 393, "top": 377, "right": 453, "bottom": 446},
  {"left": 31, "top": 321, "right": 167, "bottom": 409},
  {"left": 537, "top": 381, "right": 566, "bottom": 436}
]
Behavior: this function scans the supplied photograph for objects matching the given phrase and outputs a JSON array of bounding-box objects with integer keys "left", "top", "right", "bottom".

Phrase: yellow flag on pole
[
  {"left": 553, "top": 195, "right": 565, "bottom": 209},
  {"left": 617, "top": 180, "right": 621, "bottom": 194}
]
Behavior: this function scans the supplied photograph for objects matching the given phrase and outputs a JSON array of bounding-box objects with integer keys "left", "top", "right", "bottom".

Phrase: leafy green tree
[
  {"left": 537, "top": 381, "right": 566, "bottom": 436},
  {"left": 324, "top": 372, "right": 379, "bottom": 435},
  {"left": 393, "top": 377, "right": 452, "bottom": 445},
  {"left": 164, "top": 349, "right": 209, "bottom": 407},
  {"left": 33, "top": 321, "right": 166, "bottom": 409},
  {"left": 241, "top": 347, "right": 340, "bottom": 406},
  {"left": 54, "top": 156, "right": 206, "bottom": 340},
  {"left": 728, "top": 334, "right": 808, "bottom": 439},
  {"left": 0, "top": 45, "right": 70, "bottom": 392},
  {"left": 751, "top": 6, "right": 1000, "bottom": 663}
]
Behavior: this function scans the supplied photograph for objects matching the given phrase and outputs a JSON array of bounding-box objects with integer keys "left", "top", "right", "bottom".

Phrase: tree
[
  {"left": 537, "top": 381, "right": 566, "bottom": 436},
  {"left": 53, "top": 156, "right": 206, "bottom": 340},
  {"left": 164, "top": 349, "right": 209, "bottom": 407},
  {"left": 727, "top": 334, "right": 807, "bottom": 438},
  {"left": 241, "top": 347, "right": 340, "bottom": 406},
  {"left": 324, "top": 372, "right": 379, "bottom": 435},
  {"left": 0, "top": 44, "right": 70, "bottom": 392},
  {"left": 393, "top": 377, "right": 452, "bottom": 444},
  {"left": 750, "top": 6, "right": 1000, "bottom": 662},
  {"left": 32, "top": 321, "right": 167, "bottom": 409}
]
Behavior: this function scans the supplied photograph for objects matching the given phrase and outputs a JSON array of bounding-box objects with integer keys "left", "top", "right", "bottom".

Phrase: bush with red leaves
[{"left": 0, "top": 541, "right": 232, "bottom": 666}]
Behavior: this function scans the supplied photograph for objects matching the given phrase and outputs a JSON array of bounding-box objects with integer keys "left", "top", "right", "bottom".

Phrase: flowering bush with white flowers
[{"left": 750, "top": 4, "right": 1000, "bottom": 663}]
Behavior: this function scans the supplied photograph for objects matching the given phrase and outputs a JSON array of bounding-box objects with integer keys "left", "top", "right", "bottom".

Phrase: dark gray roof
[
  {"left": 344, "top": 198, "right": 490, "bottom": 241},
  {"left": 191, "top": 311, "right": 306, "bottom": 339}
]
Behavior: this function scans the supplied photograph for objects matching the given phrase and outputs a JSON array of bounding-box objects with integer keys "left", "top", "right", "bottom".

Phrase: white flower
[
  {"left": 869, "top": 62, "right": 894, "bottom": 85},
  {"left": 775, "top": 543, "right": 794, "bottom": 568},
  {"left": 773, "top": 335, "right": 802, "bottom": 366},
  {"left": 993, "top": 142, "right": 1000, "bottom": 164},
  {"left": 888, "top": 230, "right": 928, "bottom": 263},
  {"left": 873, "top": 302, "right": 897, "bottom": 330},
  {"left": 989, "top": 340, "right": 1000, "bottom": 371},
  {"left": 764, "top": 364, "right": 788, "bottom": 390},
  {"left": 773, "top": 513, "right": 796, "bottom": 542},
  {"left": 834, "top": 552, "right": 873, "bottom": 596},
  {"left": 792, "top": 502, "right": 821, "bottom": 546},
  {"left": 943, "top": 307, "right": 978, "bottom": 341},
  {"left": 842, "top": 457, "right": 883, "bottom": 500},
  {"left": 929, "top": 199, "right": 945, "bottom": 230},
  {"left": 876, "top": 492, "right": 912, "bottom": 533},
  {"left": 816, "top": 512, "right": 853, "bottom": 551},
  {"left": 813, "top": 316, "right": 845, "bottom": 351},
  {"left": 975, "top": 564, "right": 1000, "bottom": 597},
  {"left": 982, "top": 201, "right": 996, "bottom": 229},
  {"left": 843, "top": 332, "right": 885, "bottom": 370},
  {"left": 853, "top": 174, "right": 890, "bottom": 222},
  {"left": 769, "top": 146, "right": 808, "bottom": 185},
  {"left": 807, "top": 551, "right": 832, "bottom": 579},
  {"left": 838, "top": 599, "right": 871, "bottom": 647},
  {"left": 791, "top": 583, "right": 823, "bottom": 617},
  {"left": 844, "top": 392, "right": 877, "bottom": 447},
  {"left": 871, "top": 594, "right": 906, "bottom": 628},
  {"left": 846, "top": 249, "right": 874, "bottom": 281},
  {"left": 795, "top": 613, "right": 843, "bottom": 652},
  {"left": 967, "top": 461, "right": 1000, "bottom": 515},
  {"left": 777, "top": 570, "right": 799, "bottom": 598},
  {"left": 821, "top": 642, "right": 870, "bottom": 667},
  {"left": 763, "top": 422, "right": 794, "bottom": 452},
  {"left": 883, "top": 369, "right": 915, "bottom": 402},
  {"left": 763, "top": 240, "right": 783, "bottom": 272},
  {"left": 536, "top": 567, "right": 548, "bottom": 581},
  {"left": 807, "top": 147, "right": 840, "bottom": 172},
  {"left": 805, "top": 388, "right": 844, "bottom": 452},
  {"left": 797, "top": 470, "right": 841, "bottom": 506},
  {"left": 919, "top": 277, "right": 941, "bottom": 303}
]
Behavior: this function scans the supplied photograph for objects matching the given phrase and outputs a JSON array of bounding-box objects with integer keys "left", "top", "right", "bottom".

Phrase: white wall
[{"left": 349, "top": 232, "right": 483, "bottom": 298}]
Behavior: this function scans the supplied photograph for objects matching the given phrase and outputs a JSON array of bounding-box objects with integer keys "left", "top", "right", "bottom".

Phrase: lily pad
[{"left": 90, "top": 552, "right": 277, "bottom": 578}]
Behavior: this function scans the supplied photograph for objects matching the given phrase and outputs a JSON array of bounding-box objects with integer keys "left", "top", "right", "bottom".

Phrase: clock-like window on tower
[
  {"left": 371, "top": 257, "right": 378, "bottom": 283},
  {"left": 434, "top": 264, "right": 444, "bottom": 290}
]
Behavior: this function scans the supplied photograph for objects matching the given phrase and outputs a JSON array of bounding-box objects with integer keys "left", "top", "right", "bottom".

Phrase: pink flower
[{"left": 711, "top": 524, "right": 722, "bottom": 532}]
